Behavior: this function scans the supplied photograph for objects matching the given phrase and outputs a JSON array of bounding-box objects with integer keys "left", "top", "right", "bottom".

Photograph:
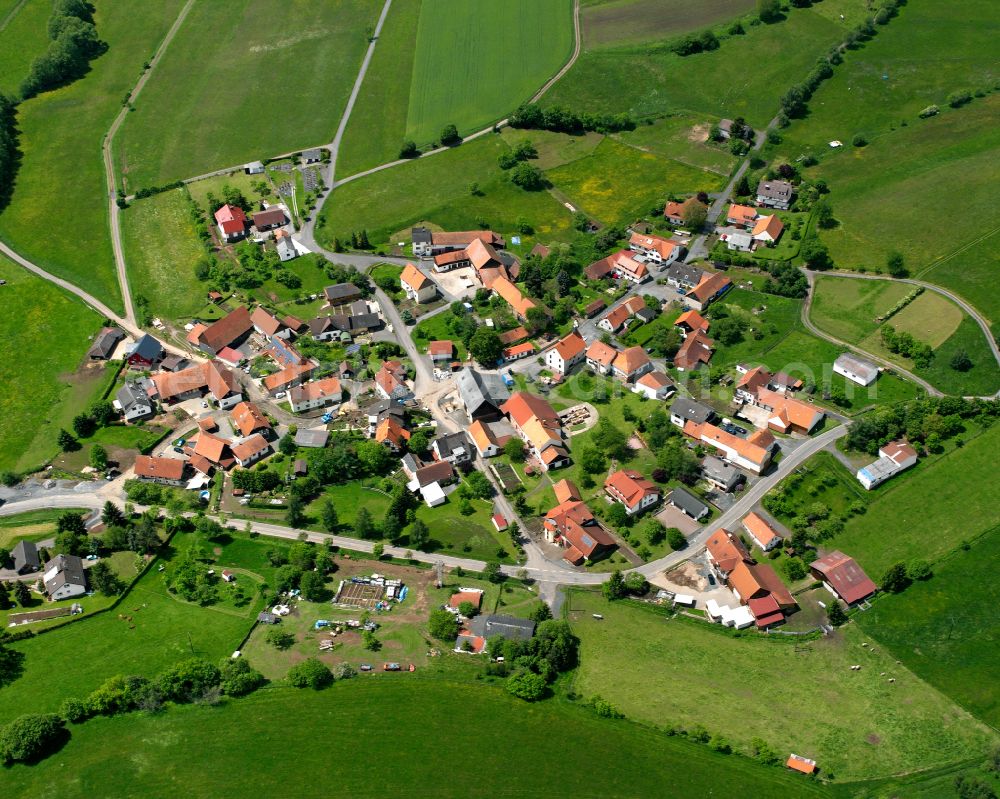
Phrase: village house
[
  {"left": 152, "top": 360, "right": 243, "bottom": 409},
  {"left": 375, "top": 361, "right": 412, "bottom": 402},
  {"left": 663, "top": 200, "right": 685, "bottom": 226},
  {"left": 683, "top": 420, "right": 775, "bottom": 474},
  {"left": 669, "top": 397, "right": 714, "bottom": 428},
  {"left": 402, "top": 456, "right": 455, "bottom": 507},
  {"left": 431, "top": 431, "right": 472, "bottom": 466},
  {"left": 748, "top": 387, "right": 824, "bottom": 435},
  {"left": 43, "top": 554, "right": 87, "bottom": 600},
  {"left": 457, "top": 368, "right": 511, "bottom": 422},
  {"left": 263, "top": 361, "right": 316, "bottom": 397},
  {"left": 501, "top": 392, "right": 569, "bottom": 472},
  {"left": 502, "top": 341, "right": 535, "bottom": 363},
  {"left": 252, "top": 207, "right": 287, "bottom": 233},
  {"left": 431, "top": 250, "right": 470, "bottom": 272},
  {"left": 810, "top": 551, "right": 877, "bottom": 605},
  {"left": 375, "top": 417, "right": 410, "bottom": 452},
  {"left": 756, "top": 179, "right": 795, "bottom": 210},
  {"left": 428, "top": 340, "right": 454, "bottom": 365},
  {"left": 673, "top": 329, "right": 714, "bottom": 371},
  {"left": 192, "top": 431, "right": 234, "bottom": 469},
  {"left": 11, "top": 540, "right": 40, "bottom": 575},
  {"left": 411, "top": 227, "right": 504, "bottom": 258},
  {"left": 87, "top": 327, "right": 124, "bottom": 360},
  {"left": 663, "top": 262, "right": 706, "bottom": 292},
  {"left": 700, "top": 455, "right": 742, "bottom": 492},
  {"left": 467, "top": 418, "right": 513, "bottom": 458},
  {"left": 674, "top": 309, "right": 710, "bottom": 337},
  {"left": 499, "top": 326, "right": 529, "bottom": 347},
  {"left": 856, "top": 440, "right": 918, "bottom": 490},
  {"left": 586, "top": 250, "right": 649, "bottom": 284},
  {"left": 288, "top": 377, "right": 343, "bottom": 414},
  {"left": 632, "top": 370, "right": 675, "bottom": 401},
  {"left": 628, "top": 232, "right": 684, "bottom": 266},
  {"left": 126, "top": 334, "right": 165, "bottom": 369},
  {"left": 706, "top": 528, "right": 752, "bottom": 579},
  {"left": 115, "top": 381, "right": 155, "bottom": 423},
  {"left": 598, "top": 304, "right": 632, "bottom": 334},
  {"left": 583, "top": 298, "right": 606, "bottom": 318},
  {"left": 231, "top": 433, "right": 271, "bottom": 468},
  {"left": 612, "top": 346, "right": 653, "bottom": 383},
  {"left": 544, "top": 481, "right": 615, "bottom": 565},
  {"left": 490, "top": 276, "right": 536, "bottom": 321},
  {"left": 834, "top": 353, "right": 879, "bottom": 386},
  {"left": 400, "top": 263, "right": 438, "bottom": 304},
  {"left": 751, "top": 214, "right": 784, "bottom": 245},
  {"left": 193, "top": 306, "right": 254, "bottom": 356},
  {"left": 133, "top": 455, "right": 186, "bottom": 487},
  {"left": 585, "top": 340, "right": 618, "bottom": 375},
  {"left": 324, "top": 283, "right": 363, "bottom": 307},
  {"left": 275, "top": 232, "right": 298, "bottom": 262},
  {"left": 735, "top": 366, "right": 771, "bottom": 402},
  {"left": 685, "top": 273, "right": 732, "bottom": 312},
  {"left": 742, "top": 511, "right": 782, "bottom": 551},
  {"left": 214, "top": 204, "right": 247, "bottom": 242},
  {"left": 717, "top": 226, "right": 754, "bottom": 252},
  {"left": 606, "top": 469, "right": 660, "bottom": 515},
  {"left": 726, "top": 204, "right": 758, "bottom": 228},
  {"left": 230, "top": 401, "right": 272, "bottom": 438},
  {"left": 545, "top": 331, "right": 587, "bottom": 375},
  {"left": 666, "top": 486, "right": 708, "bottom": 520},
  {"left": 727, "top": 559, "right": 797, "bottom": 627}
]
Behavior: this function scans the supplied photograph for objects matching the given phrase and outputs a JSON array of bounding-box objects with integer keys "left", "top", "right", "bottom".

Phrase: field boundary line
[
  {"left": 0, "top": 0, "right": 27, "bottom": 32},
  {"left": 914, "top": 225, "right": 1000, "bottom": 279},
  {"left": 104, "top": 0, "right": 196, "bottom": 326}
]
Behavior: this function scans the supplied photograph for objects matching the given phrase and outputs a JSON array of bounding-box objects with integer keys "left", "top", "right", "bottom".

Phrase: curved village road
[{"left": 104, "top": 0, "right": 196, "bottom": 326}]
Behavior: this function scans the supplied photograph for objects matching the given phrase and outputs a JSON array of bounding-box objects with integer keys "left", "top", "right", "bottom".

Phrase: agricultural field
[
  {"left": 0, "top": 531, "right": 264, "bottom": 724},
  {"left": 565, "top": 590, "right": 998, "bottom": 782},
  {"left": 120, "top": 189, "right": 207, "bottom": 320},
  {"left": 545, "top": 138, "right": 724, "bottom": 224},
  {"left": 580, "top": 0, "right": 755, "bottom": 49},
  {"left": 822, "top": 423, "right": 1000, "bottom": 575},
  {"left": 0, "top": 257, "right": 101, "bottom": 474},
  {"left": 500, "top": 127, "right": 604, "bottom": 171},
  {"left": 0, "top": 0, "right": 186, "bottom": 313},
  {"left": 315, "top": 134, "right": 574, "bottom": 250},
  {"left": 404, "top": 0, "right": 574, "bottom": 146},
  {"left": 3, "top": 681, "right": 828, "bottom": 799},
  {"left": 921, "top": 234, "right": 1000, "bottom": 335},
  {"left": 113, "top": 0, "right": 380, "bottom": 190},
  {"left": 0, "top": 0, "right": 49, "bottom": 95},
  {"left": 809, "top": 277, "right": 912, "bottom": 344},
  {"left": 335, "top": 0, "right": 422, "bottom": 177},
  {"left": 613, "top": 113, "right": 739, "bottom": 175},
  {"left": 544, "top": 0, "right": 862, "bottom": 128},
  {"left": 857, "top": 523, "right": 1000, "bottom": 727}
]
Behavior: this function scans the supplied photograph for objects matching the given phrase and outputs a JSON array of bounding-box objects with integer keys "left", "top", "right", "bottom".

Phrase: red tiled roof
[
  {"left": 230, "top": 401, "right": 271, "bottom": 437},
  {"left": 196, "top": 306, "right": 253, "bottom": 353},
  {"left": 810, "top": 551, "right": 876, "bottom": 604},
  {"left": 134, "top": 455, "right": 184, "bottom": 481}
]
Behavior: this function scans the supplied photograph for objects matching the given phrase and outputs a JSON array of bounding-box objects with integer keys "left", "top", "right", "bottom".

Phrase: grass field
[
  {"left": 921, "top": 234, "right": 1000, "bottom": 334},
  {"left": 823, "top": 423, "right": 1000, "bottom": 575},
  {"left": 0, "top": 509, "right": 90, "bottom": 548},
  {"left": 613, "top": 113, "right": 739, "bottom": 175},
  {"left": 566, "top": 590, "right": 998, "bottom": 782},
  {"left": 0, "top": 0, "right": 49, "bottom": 95},
  {"left": 113, "top": 0, "right": 380, "bottom": 189},
  {"left": 580, "top": 0, "right": 756, "bottom": 49},
  {"left": 857, "top": 523, "right": 1000, "bottom": 727},
  {"left": 404, "top": 0, "right": 574, "bottom": 145},
  {"left": 546, "top": 137, "right": 724, "bottom": 224},
  {"left": 500, "top": 127, "right": 605, "bottom": 171},
  {"left": 0, "top": 257, "right": 102, "bottom": 474},
  {"left": 412, "top": 313, "right": 469, "bottom": 360},
  {"left": 120, "top": 188, "right": 206, "bottom": 320},
  {"left": 810, "top": 277, "right": 913, "bottom": 343},
  {"left": 3, "top": 681, "right": 829, "bottom": 798},
  {"left": 336, "top": 0, "right": 422, "bottom": 177},
  {"left": 0, "top": 0, "right": 186, "bottom": 313},
  {"left": 316, "top": 134, "right": 574, "bottom": 249},
  {"left": 544, "top": 0, "right": 861, "bottom": 127}
]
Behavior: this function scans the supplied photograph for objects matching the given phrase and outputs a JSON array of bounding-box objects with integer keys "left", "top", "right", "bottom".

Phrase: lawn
[
  {"left": 414, "top": 489, "right": 515, "bottom": 563},
  {"left": 565, "top": 590, "right": 998, "bottom": 782},
  {"left": 613, "top": 112, "right": 739, "bottom": 175},
  {"left": 3, "top": 681, "right": 828, "bottom": 799},
  {"left": 546, "top": 137, "right": 724, "bottom": 225},
  {"left": 543, "top": 0, "right": 859, "bottom": 127},
  {"left": 0, "top": 532, "right": 261, "bottom": 724},
  {"left": 404, "top": 0, "right": 575, "bottom": 145},
  {"left": 412, "top": 312, "right": 468, "bottom": 361},
  {"left": 0, "top": 509, "right": 90, "bottom": 549},
  {"left": 0, "top": 0, "right": 186, "bottom": 313},
  {"left": 120, "top": 188, "right": 207, "bottom": 320},
  {"left": 707, "top": 286, "right": 804, "bottom": 370},
  {"left": 857, "top": 523, "right": 1000, "bottom": 727},
  {"left": 580, "top": 0, "right": 756, "bottom": 49},
  {"left": 810, "top": 276, "right": 913, "bottom": 344},
  {"left": 186, "top": 170, "right": 277, "bottom": 213},
  {"left": 822, "top": 423, "right": 1000, "bottom": 575},
  {"left": 335, "top": 0, "right": 422, "bottom": 177},
  {"left": 113, "top": 0, "right": 380, "bottom": 190},
  {"left": 316, "top": 134, "right": 575, "bottom": 250},
  {"left": 872, "top": 291, "right": 966, "bottom": 350},
  {"left": 500, "top": 127, "right": 605, "bottom": 171},
  {"left": 0, "top": 0, "right": 49, "bottom": 95},
  {"left": 302, "top": 480, "right": 393, "bottom": 531},
  {"left": 0, "top": 257, "right": 102, "bottom": 474}
]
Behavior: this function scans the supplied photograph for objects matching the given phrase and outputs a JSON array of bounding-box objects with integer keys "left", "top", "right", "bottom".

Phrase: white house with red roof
[
  {"left": 604, "top": 469, "right": 660, "bottom": 516},
  {"left": 628, "top": 231, "right": 683, "bottom": 266},
  {"left": 632, "top": 370, "right": 675, "bottom": 400},
  {"left": 400, "top": 263, "right": 437, "bottom": 304},
  {"left": 856, "top": 440, "right": 918, "bottom": 489},
  {"left": 545, "top": 331, "right": 586, "bottom": 375},
  {"left": 214, "top": 204, "right": 248, "bottom": 242}
]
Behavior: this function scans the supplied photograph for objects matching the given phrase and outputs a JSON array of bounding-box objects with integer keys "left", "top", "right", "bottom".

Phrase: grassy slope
[
  {"left": 810, "top": 276, "right": 913, "bottom": 343},
  {"left": 921, "top": 235, "right": 1000, "bottom": 334},
  {"left": 546, "top": 137, "right": 724, "bottom": 224},
  {"left": 336, "top": 0, "right": 422, "bottom": 177},
  {"left": 114, "top": 0, "right": 379, "bottom": 189},
  {"left": 857, "top": 524, "right": 1000, "bottom": 727},
  {"left": 0, "top": 257, "right": 100, "bottom": 473},
  {"left": 581, "top": 0, "right": 756, "bottom": 49},
  {"left": 613, "top": 113, "right": 739, "bottom": 175},
  {"left": 543, "top": 0, "right": 858, "bottom": 127},
  {"left": 0, "top": 0, "right": 49, "bottom": 95},
  {"left": 316, "top": 134, "right": 574, "bottom": 248},
  {"left": 566, "top": 591, "right": 996, "bottom": 782},
  {"left": 405, "top": 0, "right": 574, "bottom": 145},
  {"left": 4, "top": 682, "right": 828, "bottom": 799},
  {"left": 0, "top": 0, "right": 185, "bottom": 313},
  {"left": 825, "top": 424, "right": 1000, "bottom": 574},
  {"left": 120, "top": 188, "right": 206, "bottom": 320}
]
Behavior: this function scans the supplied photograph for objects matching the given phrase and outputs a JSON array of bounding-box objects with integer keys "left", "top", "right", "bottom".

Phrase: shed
[{"left": 294, "top": 458, "right": 308, "bottom": 476}]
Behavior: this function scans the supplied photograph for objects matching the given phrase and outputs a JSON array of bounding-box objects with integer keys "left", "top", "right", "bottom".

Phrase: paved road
[{"left": 104, "top": 0, "right": 196, "bottom": 325}]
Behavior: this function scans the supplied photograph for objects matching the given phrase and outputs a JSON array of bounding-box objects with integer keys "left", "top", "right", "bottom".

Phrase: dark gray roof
[
  {"left": 364, "top": 398, "right": 406, "bottom": 421},
  {"left": 432, "top": 431, "right": 470, "bottom": 459},
  {"left": 116, "top": 381, "right": 151, "bottom": 412},
  {"left": 308, "top": 316, "right": 337, "bottom": 336},
  {"left": 663, "top": 263, "right": 706, "bottom": 288},
  {"left": 667, "top": 487, "right": 709, "bottom": 518},
  {"left": 302, "top": 148, "right": 322, "bottom": 160},
  {"left": 457, "top": 368, "right": 510, "bottom": 416},
  {"left": 635, "top": 307, "right": 657, "bottom": 323},
  {"left": 257, "top": 612, "right": 279, "bottom": 624},
  {"left": 756, "top": 179, "right": 795, "bottom": 202},
  {"left": 276, "top": 237, "right": 297, "bottom": 258},
  {"left": 128, "top": 334, "right": 164, "bottom": 362},
  {"left": 324, "top": 283, "right": 362, "bottom": 302},
  {"left": 43, "top": 554, "right": 86, "bottom": 594},
  {"left": 470, "top": 613, "right": 536, "bottom": 641},
  {"left": 87, "top": 328, "right": 124, "bottom": 358},
  {"left": 670, "top": 397, "right": 714, "bottom": 424},
  {"left": 411, "top": 226, "right": 432, "bottom": 245},
  {"left": 701, "top": 455, "right": 740, "bottom": 487},
  {"left": 328, "top": 312, "right": 380, "bottom": 333},
  {"left": 12, "top": 540, "right": 40, "bottom": 572},
  {"left": 160, "top": 354, "right": 187, "bottom": 371},
  {"left": 294, "top": 428, "right": 329, "bottom": 448}
]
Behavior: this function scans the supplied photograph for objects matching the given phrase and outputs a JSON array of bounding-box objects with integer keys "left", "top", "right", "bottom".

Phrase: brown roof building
[{"left": 810, "top": 551, "right": 877, "bottom": 605}]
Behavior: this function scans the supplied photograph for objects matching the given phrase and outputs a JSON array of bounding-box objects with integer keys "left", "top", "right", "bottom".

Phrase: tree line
[{"left": 19, "top": 0, "right": 107, "bottom": 100}]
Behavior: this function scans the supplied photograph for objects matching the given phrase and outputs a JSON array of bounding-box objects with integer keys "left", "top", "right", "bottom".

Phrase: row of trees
[
  {"left": 509, "top": 103, "right": 634, "bottom": 136},
  {"left": 880, "top": 326, "right": 934, "bottom": 369},
  {"left": 0, "top": 95, "right": 16, "bottom": 212},
  {"left": 19, "top": 0, "right": 106, "bottom": 100}
]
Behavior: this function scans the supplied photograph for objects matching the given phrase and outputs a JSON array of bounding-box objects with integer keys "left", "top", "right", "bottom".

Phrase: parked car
[
  {"left": 275, "top": 391, "right": 286, "bottom": 399},
  {"left": 173, "top": 446, "right": 184, "bottom": 454},
  {"left": 359, "top": 663, "right": 373, "bottom": 672},
  {"left": 383, "top": 662, "right": 401, "bottom": 672}
]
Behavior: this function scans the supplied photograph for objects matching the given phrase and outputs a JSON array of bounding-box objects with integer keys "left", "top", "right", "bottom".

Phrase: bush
[
  {"left": 333, "top": 662, "right": 357, "bottom": 680},
  {"left": 219, "top": 658, "right": 265, "bottom": 697},
  {"left": 852, "top": 134, "right": 868, "bottom": 147},
  {"left": 667, "top": 528, "right": 687, "bottom": 551},
  {"left": 287, "top": 658, "right": 333, "bottom": 689},
  {"left": 947, "top": 89, "right": 972, "bottom": 108},
  {"left": 156, "top": 659, "right": 221, "bottom": 703},
  {"left": 428, "top": 608, "right": 458, "bottom": 642},
  {"left": 59, "top": 697, "right": 89, "bottom": 724},
  {"left": 0, "top": 713, "right": 66, "bottom": 763},
  {"left": 506, "top": 669, "right": 546, "bottom": 701},
  {"left": 265, "top": 628, "right": 295, "bottom": 650}
]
